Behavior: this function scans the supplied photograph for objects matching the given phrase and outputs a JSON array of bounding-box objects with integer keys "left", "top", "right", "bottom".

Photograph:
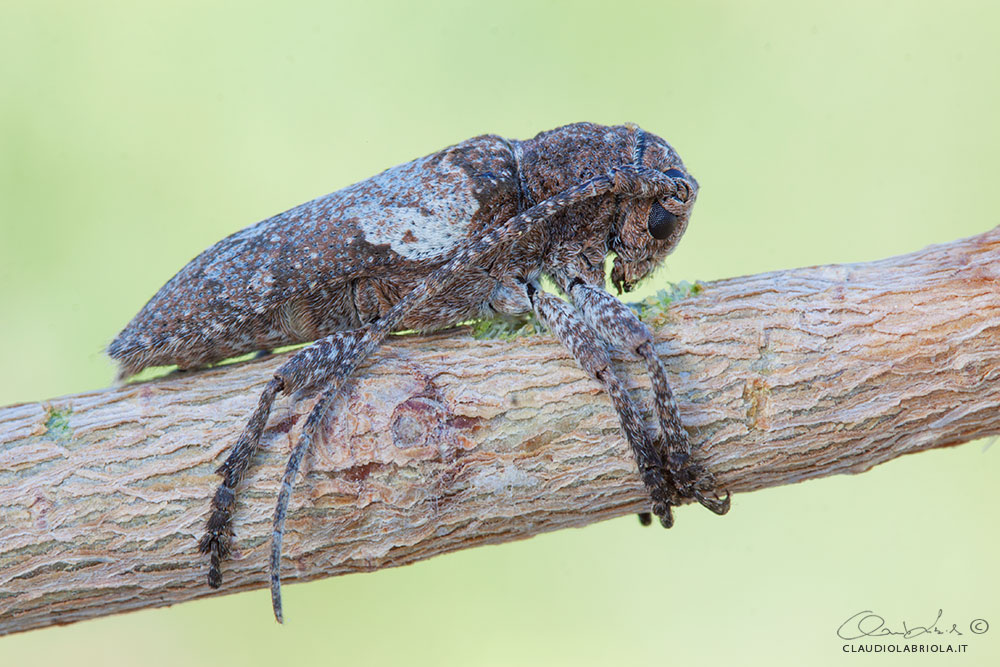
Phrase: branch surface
[{"left": 2, "top": 228, "right": 999, "bottom": 635}]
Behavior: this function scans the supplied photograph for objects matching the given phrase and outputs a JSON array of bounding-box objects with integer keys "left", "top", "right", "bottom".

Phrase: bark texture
[{"left": 1, "top": 227, "right": 998, "bottom": 636}]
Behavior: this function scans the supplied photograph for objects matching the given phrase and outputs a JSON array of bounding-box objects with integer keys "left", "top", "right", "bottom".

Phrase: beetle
[{"left": 108, "top": 122, "right": 729, "bottom": 621}]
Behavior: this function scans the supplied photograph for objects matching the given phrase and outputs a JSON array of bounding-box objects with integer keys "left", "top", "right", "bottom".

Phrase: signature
[{"left": 838, "top": 610, "right": 989, "bottom": 640}]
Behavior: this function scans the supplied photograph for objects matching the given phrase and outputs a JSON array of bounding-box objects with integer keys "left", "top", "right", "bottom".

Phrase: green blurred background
[{"left": 1, "top": 0, "right": 997, "bottom": 664}]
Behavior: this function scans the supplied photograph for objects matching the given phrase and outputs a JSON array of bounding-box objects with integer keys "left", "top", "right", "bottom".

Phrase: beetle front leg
[
  {"left": 568, "top": 281, "right": 730, "bottom": 523},
  {"left": 528, "top": 286, "right": 679, "bottom": 527}
]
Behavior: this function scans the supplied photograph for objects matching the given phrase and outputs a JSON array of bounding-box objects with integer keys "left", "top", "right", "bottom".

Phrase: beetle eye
[
  {"left": 664, "top": 168, "right": 685, "bottom": 179},
  {"left": 647, "top": 201, "right": 677, "bottom": 240}
]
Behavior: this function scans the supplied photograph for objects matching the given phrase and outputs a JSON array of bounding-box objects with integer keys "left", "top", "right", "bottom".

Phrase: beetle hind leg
[
  {"left": 199, "top": 376, "right": 284, "bottom": 587},
  {"left": 198, "top": 329, "right": 370, "bottom": 595}
]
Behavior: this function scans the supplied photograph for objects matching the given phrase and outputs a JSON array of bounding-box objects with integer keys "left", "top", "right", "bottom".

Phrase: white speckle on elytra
[
  {"left": 340, "top": 153, "right": 478, "bottom": 261},
  {"left": 248, "top": 270, "right": 275, "bottom": 293}
]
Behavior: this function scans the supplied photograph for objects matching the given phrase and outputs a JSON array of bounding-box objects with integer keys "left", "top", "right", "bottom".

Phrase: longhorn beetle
[{"left": 109, "top": 122, "right": 730, "bottom": 621}]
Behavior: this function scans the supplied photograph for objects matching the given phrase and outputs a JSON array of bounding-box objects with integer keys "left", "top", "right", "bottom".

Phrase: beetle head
[
  {"left": 610, "top": 128, "right": 699, "bottom": 293},
  {"left": 518, "top": 123, "right": 699, "bottom": 293}
]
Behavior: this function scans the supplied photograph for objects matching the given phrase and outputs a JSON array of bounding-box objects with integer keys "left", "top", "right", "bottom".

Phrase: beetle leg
[
  {"left": 528, "top": 286, "right": 679, "bottom": 527},
  {"left": 568, "top": 282, "right": 730, "bottom": 523},
  {"left": 198, "top": 329, "right": 369, "bottom": 608},
  {"left": 199, "top": 375, "right": 283, "bottom": 587}
]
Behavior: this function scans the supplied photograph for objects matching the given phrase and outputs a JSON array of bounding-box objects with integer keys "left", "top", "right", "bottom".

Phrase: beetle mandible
[{"left": 108, "top": 122, "right": 730, "bottom": 621}]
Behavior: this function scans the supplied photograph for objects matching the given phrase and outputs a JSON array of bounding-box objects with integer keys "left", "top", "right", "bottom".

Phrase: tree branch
[{"left": 2, "top": 227, "right": 999, "bottom": 636}]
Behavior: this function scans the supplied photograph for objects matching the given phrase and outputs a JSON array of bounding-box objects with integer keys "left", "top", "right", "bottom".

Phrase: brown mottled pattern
[
  {"left": 108, "top": 135, "right": 521, "bottom": 377},
  {"left": 106, "top": 122, "right": 715, "bottom": 620},
  {"left": 108, "top": 124, "right": 691, "bottom": 378}
]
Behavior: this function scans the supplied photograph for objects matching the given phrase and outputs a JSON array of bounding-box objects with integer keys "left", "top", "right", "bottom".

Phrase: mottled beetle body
[
  {"left": 109, "top": 135, "right": 523, "bottom": 375},
  {"left": 110, "top": 122, "right": 729, "bottom": 621}
]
